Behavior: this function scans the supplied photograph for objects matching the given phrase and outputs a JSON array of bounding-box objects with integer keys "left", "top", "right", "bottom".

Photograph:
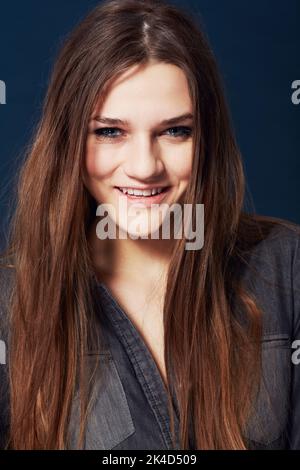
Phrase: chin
[{"left": 116, "top": 219, "right": 163, "bottom": 240}]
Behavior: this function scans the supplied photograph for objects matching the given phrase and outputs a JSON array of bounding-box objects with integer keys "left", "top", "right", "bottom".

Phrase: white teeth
[
  {"left": 118, "top": 187, "right": 165, "bottom": 196},
  {"left": 142, "top": 189, "right": 152, "bottom": 196}
]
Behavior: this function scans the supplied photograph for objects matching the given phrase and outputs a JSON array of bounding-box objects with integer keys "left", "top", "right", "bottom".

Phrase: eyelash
[{"left": 93, "top": 126, "right": 193, "bottom": 141}]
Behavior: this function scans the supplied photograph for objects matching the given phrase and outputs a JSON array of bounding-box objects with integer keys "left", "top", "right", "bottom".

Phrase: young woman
[{"left": 0, "top": 0, "right": 299, "bottom": 450}]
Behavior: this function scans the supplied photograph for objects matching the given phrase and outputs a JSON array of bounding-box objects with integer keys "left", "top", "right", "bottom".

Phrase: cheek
[
  {"left": 84, "top": 143, "right": 118, "bottom": 204},
  {"left": 85, "top": 141, "right": 116, "bottom": 179},
  {"left": 164, "top": 143, "right": 193, "bottom": 181}
]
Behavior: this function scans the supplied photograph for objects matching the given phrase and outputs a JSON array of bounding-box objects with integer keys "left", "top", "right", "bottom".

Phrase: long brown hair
[{"left": 1, "top": 0, "right": 299, "bottom": 449}]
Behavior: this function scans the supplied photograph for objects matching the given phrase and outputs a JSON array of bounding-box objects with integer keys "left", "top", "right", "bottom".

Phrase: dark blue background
[{"left": 0, "top": 0, "right": 299, "bottom": 246}]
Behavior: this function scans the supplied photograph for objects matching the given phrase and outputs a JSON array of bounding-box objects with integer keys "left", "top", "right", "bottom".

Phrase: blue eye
[
  {"left": 93, "top": 126, "right": 193, "bottom": 140},
  {"left": 94, "top": 127, "right": 122, "bottom": 138},
  {"left": 166, "top": 126, "right": 193, "bottom": 137}
]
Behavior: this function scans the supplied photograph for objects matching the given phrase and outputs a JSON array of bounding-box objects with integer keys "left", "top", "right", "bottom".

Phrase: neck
[{"left": 88, "top": 218, "right": 175, "bottom": 287}]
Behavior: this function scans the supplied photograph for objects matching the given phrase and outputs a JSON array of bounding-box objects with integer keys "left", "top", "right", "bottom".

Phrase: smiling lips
[
  {"left": 116, "top": 186, "right": 169, "bottom": 197},
  {"left": 114, "top": 186, "right": 171, "bottom": 206}
]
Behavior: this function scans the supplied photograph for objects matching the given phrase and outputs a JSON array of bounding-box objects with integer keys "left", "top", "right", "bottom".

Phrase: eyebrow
[{"left": 90, "top": 112, "right": 194, "bottom": 126}]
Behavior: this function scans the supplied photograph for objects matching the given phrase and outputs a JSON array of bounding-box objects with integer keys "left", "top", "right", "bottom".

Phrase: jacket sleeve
[{"left": 287, "top": 232, "right": 300, "bottom": 449}]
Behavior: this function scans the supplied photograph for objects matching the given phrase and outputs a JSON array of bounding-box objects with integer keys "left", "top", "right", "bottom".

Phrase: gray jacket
[{"left": 0, "top": 223, "right": 300, "bottom": 449}]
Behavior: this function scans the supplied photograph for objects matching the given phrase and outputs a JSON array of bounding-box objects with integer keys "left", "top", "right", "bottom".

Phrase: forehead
[{"left": 93, "top": 62, "right": 192, "bottom": 125}]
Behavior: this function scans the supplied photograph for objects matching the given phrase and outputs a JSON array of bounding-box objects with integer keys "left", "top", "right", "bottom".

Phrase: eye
[
  {"left": 93, "top": 127, "right": 123, "bottom": 140},
  {"left": 164, "top": 126, "right": 193, "bottom": 138},
  {"left": 92, "top": 125, "right": 193, "bottom": 141}
]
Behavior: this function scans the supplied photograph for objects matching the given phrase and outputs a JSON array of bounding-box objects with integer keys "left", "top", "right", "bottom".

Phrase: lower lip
[{"left": 114, "top": 187, "right": 171, "bottom": 207}]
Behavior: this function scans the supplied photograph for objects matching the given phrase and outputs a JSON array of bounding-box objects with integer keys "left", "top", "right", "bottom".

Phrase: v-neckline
[
  {"left": 94, "top": 277, "right": 181, "bottom": 449},
  {"left": 97, "top": 279, "right": 168, "bottom": 391}
]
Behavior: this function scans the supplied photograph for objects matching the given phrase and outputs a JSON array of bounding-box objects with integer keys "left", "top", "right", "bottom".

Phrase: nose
[{"left": 122, "top": 133, "right": 164, "bottom": 181}]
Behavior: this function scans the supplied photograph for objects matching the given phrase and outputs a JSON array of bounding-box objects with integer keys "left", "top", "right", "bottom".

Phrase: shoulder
[
  {"left": 237, "top": 217, "right": 300, "bottom": 337},
  {"left": 241, "top": 217, "right": 300, "bottom": 267}
]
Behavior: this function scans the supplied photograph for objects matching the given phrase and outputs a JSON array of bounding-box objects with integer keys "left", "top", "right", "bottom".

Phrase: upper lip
[{"left": 115, "top": 185, "right": 170, "bottom": 189}]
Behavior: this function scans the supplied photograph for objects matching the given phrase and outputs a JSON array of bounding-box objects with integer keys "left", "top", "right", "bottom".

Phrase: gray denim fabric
[
  {"left": 68, "top": 280, "right": 181, "bottom": 450},
  {"left": 0, "top": 223, "right": 300, "bottom": 449}
]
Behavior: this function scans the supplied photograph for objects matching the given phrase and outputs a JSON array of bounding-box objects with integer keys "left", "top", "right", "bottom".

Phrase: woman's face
[{"left": 84, "top": 60, "right": 194, "bottom": 239}]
